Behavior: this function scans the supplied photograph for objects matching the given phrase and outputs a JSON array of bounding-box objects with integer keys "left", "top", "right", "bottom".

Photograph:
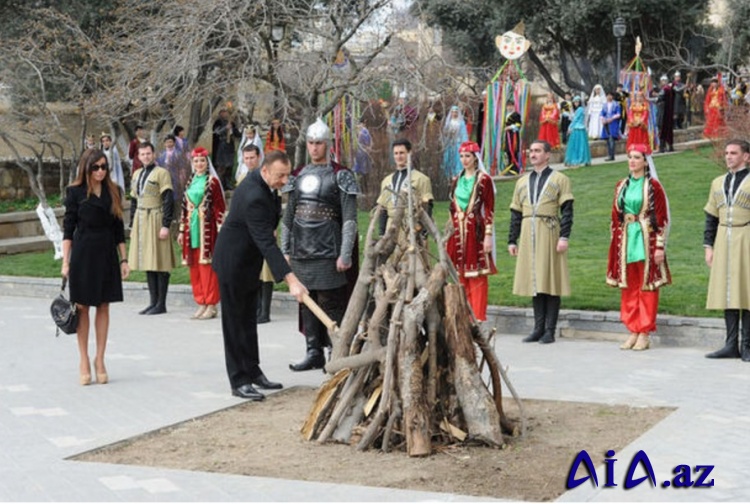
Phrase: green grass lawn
[{"left": 0, "top": 147, "right": 726, "bottom": 317}]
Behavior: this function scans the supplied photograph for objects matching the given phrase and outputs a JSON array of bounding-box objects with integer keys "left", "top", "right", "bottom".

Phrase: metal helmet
[{"left": 306, "top": 118, "right": 330, "bottom": 142}]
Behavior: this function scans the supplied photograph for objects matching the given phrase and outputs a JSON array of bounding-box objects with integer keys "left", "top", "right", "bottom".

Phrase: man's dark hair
[
  {"left": 392, "top": 138, "right": 412, "bottom": 152},
  {"left": 726, "top": 138, "right": 750, "bottom": 154},
  {"left": 135, "top": 124, "right": 145, "bottom": 132},
  {"left": 164, "top": 134, "right": 176, "bottom": 143},
  {"left": 138, "top": 141, "right": 155, "bottom": 153},
  {"left": 242, "top": 144, "right": 261, "bottom": 156},
  {"left": 263, "top": 150, "right": 290, "bottom": 168},
  {"left": 531, "top": 139, "right": 552, "bottom": 153},
  {"left": 173, "top": 125, "right": 185, "bottom": 136}
]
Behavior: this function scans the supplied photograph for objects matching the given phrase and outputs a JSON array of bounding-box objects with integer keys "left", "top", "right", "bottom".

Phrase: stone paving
[{"left": 1, "top": 279, "right": 748, "bottom": 502}]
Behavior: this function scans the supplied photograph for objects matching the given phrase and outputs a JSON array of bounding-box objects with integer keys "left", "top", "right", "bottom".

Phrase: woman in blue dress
[{"left": 564, "top": 96, "right": 592, "bottom": 166}]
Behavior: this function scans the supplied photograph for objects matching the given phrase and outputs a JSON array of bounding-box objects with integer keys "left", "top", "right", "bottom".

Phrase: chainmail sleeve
[{"left": 338, "top": 170, "right": 359, "bottom": 265}]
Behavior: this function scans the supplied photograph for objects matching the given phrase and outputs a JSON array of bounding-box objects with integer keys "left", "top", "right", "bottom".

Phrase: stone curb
[{"left": 1, "top": 275, "right": 723, "bottom": 349}]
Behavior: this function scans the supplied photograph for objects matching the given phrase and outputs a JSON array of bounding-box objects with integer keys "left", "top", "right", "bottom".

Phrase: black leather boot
[
  {"left": 146, "top": 272, "right": 170, "bottom": 315},
  {"left": 741, "top": 310, "right": 750, "bottom": 362},
  {"left": 523, "top": 295, "right": 547, "bottom": 342},
  {"left": 289, "top": 334, "right": 325, "bottom": 371},
  {"left": 257, "top": 282, "right": 273, "bottom": 324},
  {"left": 539, "top": 295, "right": 561, "bottom": 344},
  {"left": 706, "top": 310, "right": 741, "bottom": 358},
  {"left": 139, "top": 271, "right": 158, "bottom": 314}
]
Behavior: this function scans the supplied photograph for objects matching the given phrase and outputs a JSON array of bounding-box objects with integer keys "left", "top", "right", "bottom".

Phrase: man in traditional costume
[
  {"left": 704, "top": 139, "right": 750, "bottom": 361},
  {"left": 282, "top": 118, "right": 359, "bottom": 371},
  {"left": 508, "top": 140, "right": 574, "bottom": 344},
  {"left": 376, "top": 138, "right": 434, "bottom": 236},
  {"left": 211, "top": 109, "right": 240, "bottom": 189},
  {"left": 503, "top": 101, "right": 523, "bottom": 175},
  {"left": 127, "top": 142, "right": 176, "bottom": 315}
]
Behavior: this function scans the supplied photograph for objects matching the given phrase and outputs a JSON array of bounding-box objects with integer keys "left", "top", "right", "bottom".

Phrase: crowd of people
[{"left": 60, "top": 82, "right": 750, "bottom": 394}]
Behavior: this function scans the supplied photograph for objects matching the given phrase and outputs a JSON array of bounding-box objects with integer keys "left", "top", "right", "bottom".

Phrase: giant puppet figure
[{"left": 481, "top": 23, "right": 532, "bottom": 176}]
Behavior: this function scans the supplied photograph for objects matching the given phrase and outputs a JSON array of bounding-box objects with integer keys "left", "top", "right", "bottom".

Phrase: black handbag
[{"left": 50, "top": 277, "right": 79, "bottom": 337}]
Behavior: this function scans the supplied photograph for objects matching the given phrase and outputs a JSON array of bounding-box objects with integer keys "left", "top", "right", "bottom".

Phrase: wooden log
[
  {"left": 324, "top": 347, "right": 386, "bottom": 374},
  {"left": 318, "top": 364, "right": 371, "bottom": 443},
  {"left": 356, "top": 288, "right": 405, "bottom": 451},
  {"left": 444, "top": 285, "right": 505, "bottom": 447},
  {"left": 301, "top": 369, "right": 351, "bottom": 441},
  {"left": 426, "top": 303, "right": 440, "bottom": 410},
  {"left": 333, "top": 206, "right": 383, "bottom": 361},
  {"left": 472, "top": 324, "right": 521, "bottom": 436}
]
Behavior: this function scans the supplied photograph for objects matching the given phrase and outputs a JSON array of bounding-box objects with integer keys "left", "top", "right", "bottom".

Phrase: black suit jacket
[{"left": 212, "top": 169, "right": 291, "bottom": 287}]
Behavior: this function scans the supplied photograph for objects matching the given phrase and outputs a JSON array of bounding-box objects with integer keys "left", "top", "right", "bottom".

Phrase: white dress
[{"left": 586, "top": 93, "right": 605, "bottom": 139}]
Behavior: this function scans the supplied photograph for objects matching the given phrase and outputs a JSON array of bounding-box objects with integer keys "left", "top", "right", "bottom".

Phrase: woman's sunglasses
[{"left": 89, "top": 161, "right": 108, "bottom": 172}]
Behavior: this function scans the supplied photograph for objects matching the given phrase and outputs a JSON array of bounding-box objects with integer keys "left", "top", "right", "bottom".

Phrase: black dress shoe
[
  {"left": 231, "top": 384, "right": 265, "bottom": 401},
  {"left": 252, "top": 374, "right": 283, "bottom": 390}
]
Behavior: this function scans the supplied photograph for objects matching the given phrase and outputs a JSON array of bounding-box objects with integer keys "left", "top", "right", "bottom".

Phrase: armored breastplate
[{"left": 295, "top": 167, "right": 340, "bottom": 216}]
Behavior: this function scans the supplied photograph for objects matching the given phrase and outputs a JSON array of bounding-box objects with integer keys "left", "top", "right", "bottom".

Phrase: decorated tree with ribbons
[
  {"left": 481, "top": 23, "right": 533, "bottom": 176},
  {"left": 324, "top": 91, "right": 360, "bottom": 167},
  {"left": 619, "top": 37, "right": 659, "bottom": 152}
]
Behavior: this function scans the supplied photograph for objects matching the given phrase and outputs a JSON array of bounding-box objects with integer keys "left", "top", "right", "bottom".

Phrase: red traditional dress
[
  {"left": 179, "top": 172, "right": 226, "bottom": 306},
  {"left": 703, "top": 84, "right": 727, "bottom": 139},
  {"left": 626, "top": 102, "right": 651, "bottom": 153},
  {"left": 446, "top": 169, "right": 497, "bottom": 321},
  {"left": 265, "top": 128, "right": 286, "bottom": 154},
  {"left": 538, "top": 102, "right": 561, "bottom": 149},
  {"left": 606, "top": 175, "right": 671, "bottom": 334}
]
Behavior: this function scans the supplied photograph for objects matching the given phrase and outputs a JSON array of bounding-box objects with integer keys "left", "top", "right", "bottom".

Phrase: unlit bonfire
[{"left": 301, "top": 182, "right": 525, "bottom": 456}]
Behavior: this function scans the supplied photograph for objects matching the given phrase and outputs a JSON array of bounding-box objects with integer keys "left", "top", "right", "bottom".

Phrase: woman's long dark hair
[{"left": 71, "top": 148, "right": 124, "bottom": 220}]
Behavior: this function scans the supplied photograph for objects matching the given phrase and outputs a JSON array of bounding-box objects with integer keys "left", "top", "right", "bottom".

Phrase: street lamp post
[
  {"left": 270, "top": 23, "right": 286, "bottom": 118},
  {"left": 612, "top": 17, "right": 627, "bottom": 87}
]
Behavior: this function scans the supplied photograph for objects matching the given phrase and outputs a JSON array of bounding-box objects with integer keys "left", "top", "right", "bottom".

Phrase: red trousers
[
  {"left": 620, "top": 261, "right": 659, "bottom": 334},
  {"left": 460, "top": 275, "right": 489, "bottom": 321},
  {"left": 189, "top": 248, "right": 220, "bottom": 305}
]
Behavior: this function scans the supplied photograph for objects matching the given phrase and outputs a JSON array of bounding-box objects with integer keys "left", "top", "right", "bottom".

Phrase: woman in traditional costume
[
  {"left": 178, "top": 147, "right": 226, "bottom": 320},
  {"left": 606, "top": 144, "right": 671, "bottom": 351},
  {"left": 446, "top": 141, "right": 497, "bottom": 321},
  {"left": 538, "top": 93, "right": 561, "bottom": 149},
  {"left": 703, "top": 78, "right": 727, "bottom": 139},
  {"left": 586, "top": 84, "right": 605, "bottom": 139},
  {"left": 564, "top": 96, "right": 591, "bottom": 166}
]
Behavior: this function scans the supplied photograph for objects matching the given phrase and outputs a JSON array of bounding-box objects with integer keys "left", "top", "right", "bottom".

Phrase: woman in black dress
[{"left": 62, "top": 149, "right": 130, "bottom": 385}]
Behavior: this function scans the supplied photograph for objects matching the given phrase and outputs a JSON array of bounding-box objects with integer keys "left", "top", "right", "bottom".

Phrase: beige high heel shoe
[
  {"left": 198, "top": 305, "right": 217, "bottom": 320},
  {"left": 80, "top": 360, "right": 91, "bottom": 386},
  {"left": 95, "top": 362, "right": 108, "bottom": 384},
  {"left": 632, "top": 333, "right": 651, "bottom": 351},
  {"left": 620, "top": 333, "right": 638, "bottom": 350},
  {"left": 191, "top": 305, "right": 207, "bottom": 319}
]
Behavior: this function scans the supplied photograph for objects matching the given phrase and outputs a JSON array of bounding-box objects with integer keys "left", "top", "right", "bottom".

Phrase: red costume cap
[
  {"left": 459, "top": 141, "right": 481, "bottom": 154},
  {"left": 627, "top": 144, "right": 649, "bottom": 155},
  {"left": 191, "top": 147, "right": 209, "bottom": 158}
]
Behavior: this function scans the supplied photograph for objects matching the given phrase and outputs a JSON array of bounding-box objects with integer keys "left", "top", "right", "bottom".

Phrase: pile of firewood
[{"left": 301, "top": 181, "right": 524, "bottom": 456}]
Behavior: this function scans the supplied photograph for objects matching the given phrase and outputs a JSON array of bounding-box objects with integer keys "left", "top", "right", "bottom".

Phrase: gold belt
[{"left": 624, "top": 213, "right": 638, "bottom": 223}]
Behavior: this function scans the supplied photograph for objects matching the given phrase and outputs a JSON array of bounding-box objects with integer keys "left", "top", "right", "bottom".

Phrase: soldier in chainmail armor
[{"left": 281, "top": 118, "right": 359, "bottom": 371}]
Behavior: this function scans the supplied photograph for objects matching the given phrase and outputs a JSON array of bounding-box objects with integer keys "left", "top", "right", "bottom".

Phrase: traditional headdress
[
  {"left": 459, "top": 141, "right": 481, "bottom": 154},
  {"left": 306, "top": 117, "right": 330, "bottom": 142},
  {"left": 189, "top": 147, "right": 224, "bottom": 200},
  {"left": 100, "top": 131, "right": 111, "bottom": 140},
  {"left": 660, "top": 75, "right": 668, "bottom": 82}
]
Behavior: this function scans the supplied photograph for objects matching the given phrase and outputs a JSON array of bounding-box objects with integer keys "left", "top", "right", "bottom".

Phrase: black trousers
[
  {"left": 218, "top": 277, "right": 261, "bottom": 388},
  {"left": 300, "top": 285, "right": 348, "bottom": 348}
]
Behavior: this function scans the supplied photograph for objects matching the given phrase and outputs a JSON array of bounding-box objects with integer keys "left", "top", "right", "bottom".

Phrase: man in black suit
[{"left": 212, "top": 150, "right": 308, "bottom": 401}]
